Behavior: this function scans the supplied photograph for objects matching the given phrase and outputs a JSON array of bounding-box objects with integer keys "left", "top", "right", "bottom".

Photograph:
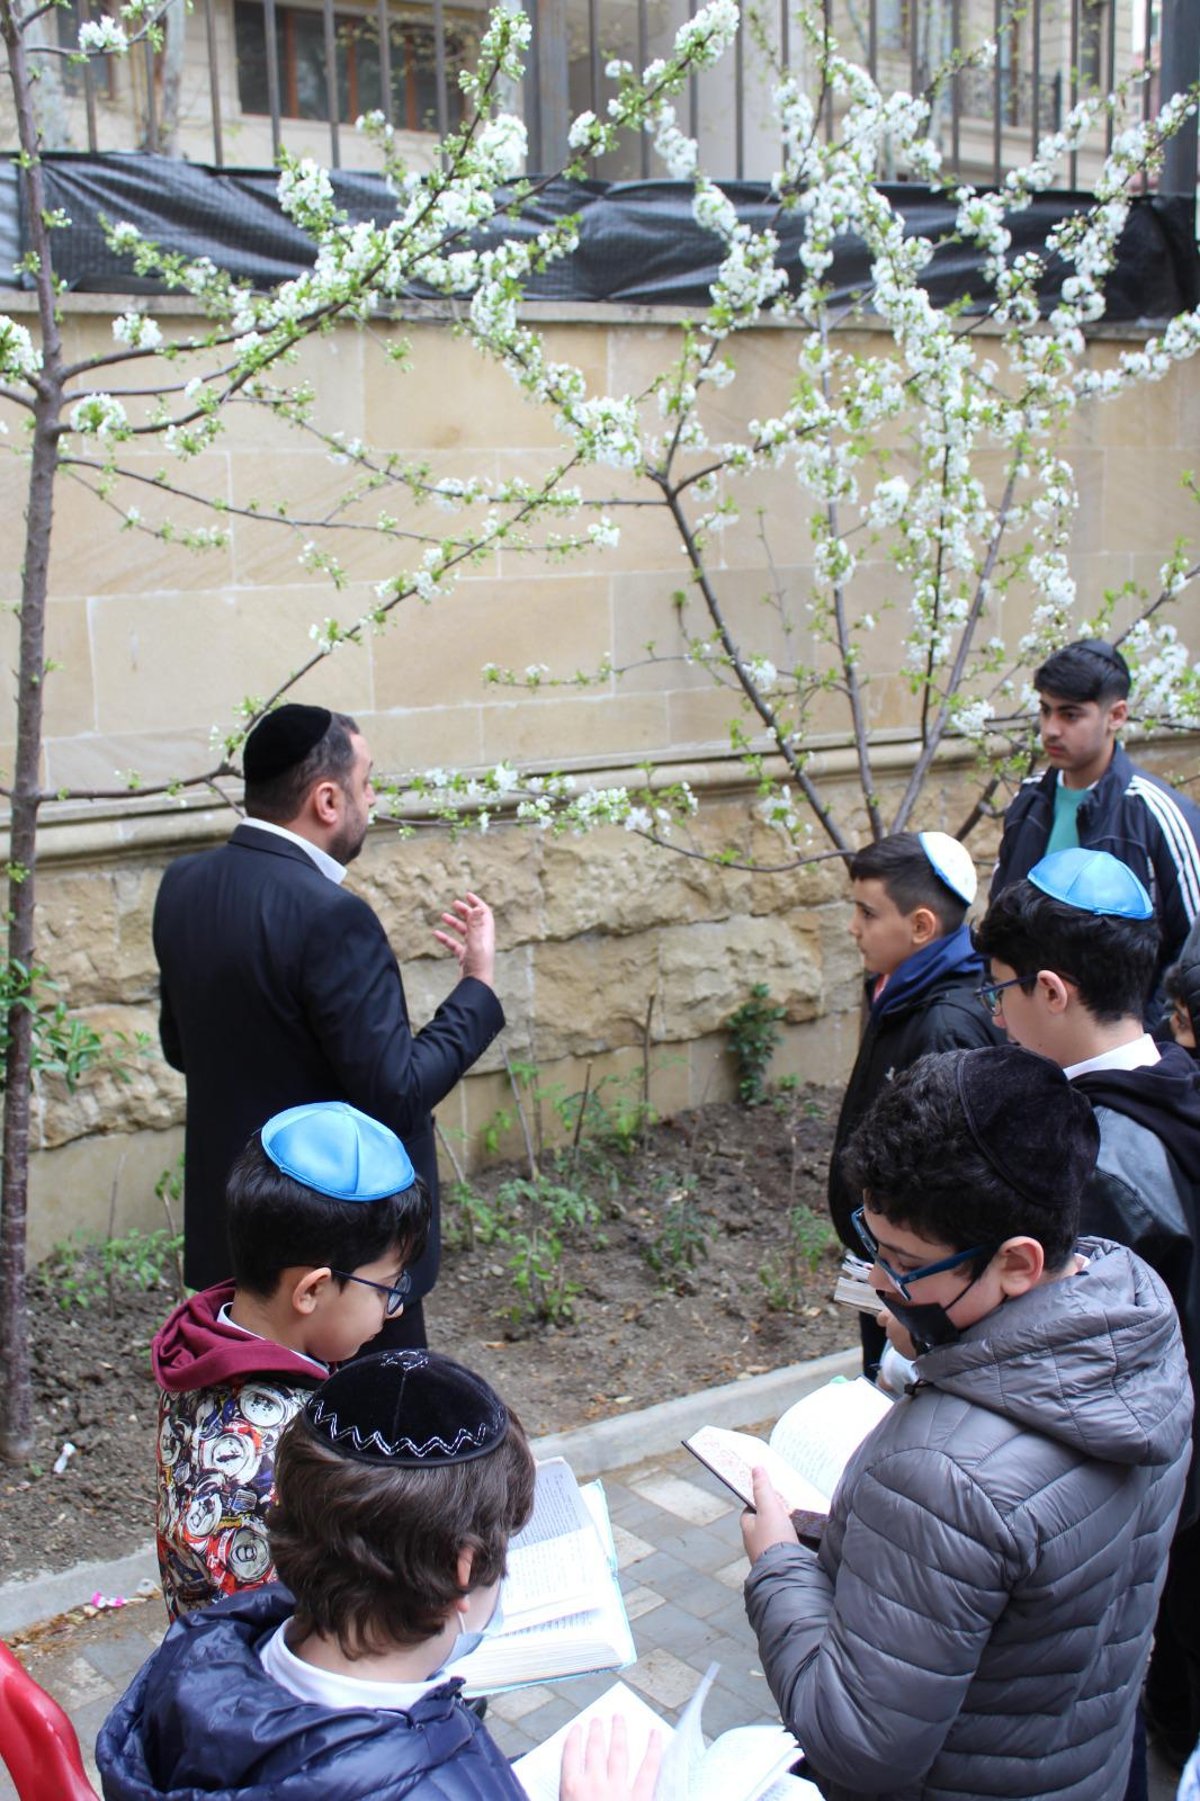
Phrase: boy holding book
[
  {"left": 153, "top": 1099, "right": 429, "bottom": 1620},
  {"left": 742, "top": 1045, "right": 1191, "bottom": 1801},
  {"left": 99, "top": 1350, "right": 659, "bottom": 1801},
  {"left": 827, "top": 831, "right": 999, "bottom": 1376}
]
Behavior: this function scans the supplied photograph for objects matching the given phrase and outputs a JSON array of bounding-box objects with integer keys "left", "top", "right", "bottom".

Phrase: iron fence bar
[
  {"left": 951, "top": 0, "right": 960, "bottom": 169},
  {"left": 689, "top": 0, "right": 698, "bottom": 141},
  {"left": 322, "top": 0, "right": 340, "bottom": 165},
  {"left": 1068, "top": 0, "right": 1078, "bottom": 188},
  {"left": 867, "top": 0, "right": 876, "bottom": 84},
  {"left": 79, "top": 0, "right": 98, "bottom": 150},
  {"left": 1161, "top": 0, "right": 1200, "bottom": 197},
  {"left": 1103, "top": 0, "right": 1115, "bottom": 152},
  {"left": 1142, "top": 0, "right": 1153, "bottom": 125},
  {"left": 992, "top": 0, "right": 1001, "bottom": 184},
  {"left": 535, "top": 0, "right": 569, "bottom": 170},
  {"left": 587, "top": 0, "right": 599, "bottom": 132},
  {"left": 735, "top": 9, "right": 744, "bottom": 177},
  {"left": 263, "top": 0, "right": 283, "bottom": 159},
  {"left": 637, "top": 0, "right": 648, "bottom": 174},
  {"left": 1030, "top": 0, "right": 1040, "bottom": 156},
  {"left": 143, "top": 34, "right": 158, "bottom": 150},
  {"left": 824, "top": 0, "right": 832, "bottom": 141},
  {"left": 910, "top": 0, "right": 919, "bottom": 101},
  {"left": 377, "top": 0, "right": 393, "bottom": 127},
  {"left": 203, "top": 0, "right": 223, "bottom": 163},
  {"left": 432, "top": 0, "right": 448, "bottom": 137}
]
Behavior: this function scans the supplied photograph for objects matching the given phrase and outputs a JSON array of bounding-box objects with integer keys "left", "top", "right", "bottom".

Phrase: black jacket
[
  {"left": 992, "top": 745, "right": 1200, "bottom": 992},
  {"left": 96, "top": 1586, "right": 525, "bottom": 1801},
  {"left": 1074, "top": 1044, "right": 1200, "bottom": 1528},
  {"left": 153, "top": 824, "right": 505, "bottom": 1293},
  {"left": 827, "top": 937, "right": 1001, "bottom": 1245}
]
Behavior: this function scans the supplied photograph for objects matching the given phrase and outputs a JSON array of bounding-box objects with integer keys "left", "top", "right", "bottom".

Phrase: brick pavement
[{"left": 0, "top": 1426, "right": 1182, "bottom": 1797}]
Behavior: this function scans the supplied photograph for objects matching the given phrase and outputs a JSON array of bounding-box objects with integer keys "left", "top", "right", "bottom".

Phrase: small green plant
[
  {"left": 645, "top": 1181, "right": 710, "bottom": 1285},
  {"left": 43, "top": 1227, "right": 185, "bottom": 1316},
  {"left": 496, "top": 1176, "right": 600, "bottom": 1326},
  {"left": 758, "top": 1203, "right": 839, "bottom": 1312},
  {"left": 725, "top": 984, "right": 786, "bottom": 1107},
  {"left": 442, "top": 1177, "right": 504, "bottom": 1252}
]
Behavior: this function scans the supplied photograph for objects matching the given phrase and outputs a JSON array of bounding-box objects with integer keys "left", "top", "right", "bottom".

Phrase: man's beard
[{"left": 327, "top": 813, "right": 367, "bottom": 866}]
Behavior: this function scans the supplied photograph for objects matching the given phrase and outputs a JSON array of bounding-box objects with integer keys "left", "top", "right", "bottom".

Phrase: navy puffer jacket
[{"left": 96, "top": 1587, "right": 526, "bottom": 1801}]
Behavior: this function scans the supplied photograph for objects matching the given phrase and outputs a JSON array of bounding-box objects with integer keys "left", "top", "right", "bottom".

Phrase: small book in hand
[{"left": 682, "top": 1376, "right": 893, "bottom": 1536}]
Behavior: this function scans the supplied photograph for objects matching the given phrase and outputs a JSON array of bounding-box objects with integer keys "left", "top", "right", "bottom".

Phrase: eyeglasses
[
  {"left": 850, "top": 1207, "right": 993, "bottom": 1301},
  {"left": 975, "top": 974, "right": 1031, "bottom": 1018},
  {"left": 330, "top": 1269, "right": 412, "bottom": 1317}
]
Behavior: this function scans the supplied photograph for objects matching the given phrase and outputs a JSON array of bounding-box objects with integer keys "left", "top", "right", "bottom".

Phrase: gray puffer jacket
[{"left": 744, "top": 1240, "right": 1192, "bottom": 1801}]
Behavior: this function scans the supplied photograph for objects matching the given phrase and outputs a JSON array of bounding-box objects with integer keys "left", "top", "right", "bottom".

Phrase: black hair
[
  {"left": 245, "top": 711, "right": 360, "bottom": 823},
  {"left": 225, "top": 1131, "right": 430, "bottom": 1297},
  {"left": 840, "top": 1052, "right": 1081, "bottom": 1271},
  {"left": 973, "top": 880, "right": 1158, "bottom": 1023},
  {"left": 1034, "top": 639, "right": 1130, "bottom": 706},
  {"left": 1165, "top": 957, "right": 1200, "bottom": 1038},
  {"left": 848, "top": 832, "right": 968, "bottom": 935},
  {"left": 270, "top": 1406, "right": 535, "bottom": 1659}
]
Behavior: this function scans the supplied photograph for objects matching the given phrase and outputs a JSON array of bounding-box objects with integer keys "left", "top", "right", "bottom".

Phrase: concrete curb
[{"left": 0, "top": 1346, "right": 860, "bottom": 1637}]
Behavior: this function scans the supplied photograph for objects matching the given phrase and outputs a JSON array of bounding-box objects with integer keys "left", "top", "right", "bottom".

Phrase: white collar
[
  {"left": 242, "top": 818, "right": 347, "bottom": 886},
  {"left": 1065, "top": 1034, "right": 1161, "bottom": 1080},
  {"left": 260, "top": 1622, "right": 444, "bottom": 1712}
]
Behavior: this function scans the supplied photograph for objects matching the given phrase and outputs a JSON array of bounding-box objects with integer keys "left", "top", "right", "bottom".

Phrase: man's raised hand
[{"left": 433, "top": 891, "right": 496, "bottom": 988}]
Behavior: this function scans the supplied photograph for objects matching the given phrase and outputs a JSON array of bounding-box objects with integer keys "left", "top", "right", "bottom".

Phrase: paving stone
[
  {"left": 610, "top": 1522, "right": 656, "bottom": 1567},
  {"left": 714, "top": 1553, "right": 751, "bottom": 1589},
  {"left": 625, "top": 1471, "right": 735, "bottom": 1525},
  {"left": 490, "top": 1682, "right": 558, "bottom": 1723},
  {"left": 622, "top": 1583, "right": 665, "bottom": 1621},
  {"left": 629, "top": 1599, "right": 724, "bottom": 1663},
  {"left": 624, "top": 1646, "right": 706, "bottom": 1710}
]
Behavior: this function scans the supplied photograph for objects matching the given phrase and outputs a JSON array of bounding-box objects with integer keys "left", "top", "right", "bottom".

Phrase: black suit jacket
[{"left": 152, "top": 823, "right": 505, "bottom": 1293}]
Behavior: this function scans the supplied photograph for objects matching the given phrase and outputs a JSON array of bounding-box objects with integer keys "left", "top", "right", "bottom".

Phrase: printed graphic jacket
[
  {"left": 992, "top": 744, "right": 1200, "bottom": 993},
  {"left": 96, "top": 1585, "right": 526, "bottom": 1801},
  {"left": 744, "top": 1240, "right": 1192, "bottom": 1801},
  {"left": 152, "top": 1283, "right": 326, "bottom": 1620}
]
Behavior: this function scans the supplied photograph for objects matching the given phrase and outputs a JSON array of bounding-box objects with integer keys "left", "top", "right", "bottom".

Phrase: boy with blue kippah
[
  {"left": 101, "top": 1350, "right": 660, "bottom": 1801},
  {"left": 152, "top": 1099, "right": 430, "bottom": 1621},
  {"left": 975, "top": 847, "right": 1200, "bottom": 1773}
]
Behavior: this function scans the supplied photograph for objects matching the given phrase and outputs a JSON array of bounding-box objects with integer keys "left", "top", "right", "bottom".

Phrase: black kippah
[
  {"left": 305, "top": 1350, "right": 509, "bottom": 1467},
  {"left": 955, "top": 1044, "right": 1099, "bottom": 1207},
  {"left": 243, "top": 704, "right": 333, "bottom": 785}
]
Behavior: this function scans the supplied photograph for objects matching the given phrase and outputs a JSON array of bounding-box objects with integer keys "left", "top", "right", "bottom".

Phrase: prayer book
[
  {"left": 513, "top": 1667, "right": 820, "bottom": 1801},
  {"left": 832, "top": 1251, "right": 881, "bottom": 1315},
  {"left": 682, "top": 1376, "right": 893, "bottom": 1535},
  {"left": 445, "top": 1457, "right": 634, "bottom": 1695}
]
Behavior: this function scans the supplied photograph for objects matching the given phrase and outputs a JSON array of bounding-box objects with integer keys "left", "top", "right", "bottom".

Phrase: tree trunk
[{"left": 0, "top": 0, "right": 65, "bottom": 1462}]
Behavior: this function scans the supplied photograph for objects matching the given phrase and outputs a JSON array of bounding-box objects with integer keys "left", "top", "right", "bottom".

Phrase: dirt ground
[{"left": 0, "top": 1086, "right": 854, "bottom": 1581}]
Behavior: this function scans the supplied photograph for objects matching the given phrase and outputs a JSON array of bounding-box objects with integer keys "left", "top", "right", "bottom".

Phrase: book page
[
  {"left": 655, "top": 1662, "right": 717, "bottom": 1801},
  {"left": 513, "top": 1681, "right": 666, "bottom": 1801},
  {"left": 684, "top": 1426, "right": 829, "bottom": 1517},
  {"left": 694, "top": 1724, "right": 803, "bottom": 1801},
  {"left": 767, "top": 1378, "right": 892, "bottom": 1503},
  {"left": 500, "top": 1460, "right": 613, "bottom": 1630}
]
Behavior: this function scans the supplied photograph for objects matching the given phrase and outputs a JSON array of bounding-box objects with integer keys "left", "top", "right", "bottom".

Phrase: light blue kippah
[
  {"left": 261, "top": 1101, "right": 416, "bottom": 1202},
  {"left": 1028, "top": 848, "right": 1154, "bottom": 920}
]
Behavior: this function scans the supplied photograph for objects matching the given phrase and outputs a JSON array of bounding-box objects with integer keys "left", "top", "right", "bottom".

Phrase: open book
[
  {"left": 683, "top": 1376, "right": 892, "bottom": 1535},
  {"left": 445, "top": 1457, "right": 634, "bottom": 1696},
  {"left": 513, "top": 1667, "right": 820, "bottom": 1801},
  {"left": 832, "top": 1251, "right": 880, "bottom": 1315}
]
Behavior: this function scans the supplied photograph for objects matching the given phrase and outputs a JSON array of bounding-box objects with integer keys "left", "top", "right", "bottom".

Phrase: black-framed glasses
[
  {"left": 850, "top": 1207, "right": 993, "bottom": 1301},
  {"left": 975, "top": 974, "right": 1031, "bottom": 1018},
  {"left": 330, "top": 1268, "right": 412, "bottom": 1317}
]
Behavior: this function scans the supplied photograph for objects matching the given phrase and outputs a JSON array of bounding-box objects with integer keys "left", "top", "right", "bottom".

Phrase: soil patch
[{"left": 0, "top": 1086, "right": 853, "bottom": 1582}]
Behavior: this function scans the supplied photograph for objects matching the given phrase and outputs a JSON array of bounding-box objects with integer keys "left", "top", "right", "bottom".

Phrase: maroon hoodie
[{"left": 152, "top": 1282, "right": 326, "bottom": 1622}]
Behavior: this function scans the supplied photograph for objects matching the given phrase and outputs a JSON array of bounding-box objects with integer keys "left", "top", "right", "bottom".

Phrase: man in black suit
[{"left": 152, "top": 704, "right": 505, "bottom": 1346}]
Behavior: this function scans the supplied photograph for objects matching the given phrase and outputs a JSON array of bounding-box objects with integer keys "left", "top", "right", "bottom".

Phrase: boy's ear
[
  {"left": 455, "top": 1547, "right": 475, "bottom": 1604},
  {"left": 908, "top": 904, "right": 940, "bottom": 947},
  {"left": 1035, "top": 969, "right": 1074, "bottom": 1014},
  {"left": 995, "top": 1235, "right": 1045, "bottom": 1298},
  {"left": 290, "top": 1266, "right": 333, "bottom": 1315},
  {"left": 1105, "top": 697, "right": 1128, "bottom": 735}
]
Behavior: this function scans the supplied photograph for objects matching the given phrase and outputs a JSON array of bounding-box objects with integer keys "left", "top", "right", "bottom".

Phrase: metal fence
[{"left": 23, "top": 0, "right": 1200, "bottom": 192}]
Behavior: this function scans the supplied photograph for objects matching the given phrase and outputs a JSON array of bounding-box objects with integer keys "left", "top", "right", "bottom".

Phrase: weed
[
  {"left": 725, "top": 984, "right": 785, "bottom": 1107},
  {"left": 758, "top": 1203, "right": 839, "bottom": 1312},
  {"left": 644, "top": 1180, "right": 710, "bottom": 1286},
  {"left": 44, "top": 1228, "right": 185, "bottom": 1316},
  {"left": 495, "top": 1176, "right": 600, "bottom": 1326}
]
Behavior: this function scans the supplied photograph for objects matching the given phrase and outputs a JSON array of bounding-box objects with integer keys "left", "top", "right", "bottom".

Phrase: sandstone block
[
  {"left": 34, "top": 874, "right": 121, "bottom": 1006},
  {"left": 656, "top": 913, "right": 821, "bottom": 1041},
  {"left": 26, "top": 1123, "right": 185, "bottom": 1266},
  {"left": 353, "top": 826, "right": 545, "bottom": 950},
  {"left": 35, "top": 1006, "right": 184, "bottom": 1151},
  {"left": 541, "top": 826, "right": 738, "bottom": 940},
  {"left": 531, "top": 933, "right": 662, "bottom": 1059}
]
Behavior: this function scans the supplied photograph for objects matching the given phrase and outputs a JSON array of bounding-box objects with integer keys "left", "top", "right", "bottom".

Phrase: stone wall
[{"left": 5, "top": 296, "right": 1199, "bottom": 1258}]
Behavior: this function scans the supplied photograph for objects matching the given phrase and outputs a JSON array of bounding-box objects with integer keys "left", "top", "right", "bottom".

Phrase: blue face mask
[{"left": 449, "top": 1585, "right": 505, "bottom": 1662}]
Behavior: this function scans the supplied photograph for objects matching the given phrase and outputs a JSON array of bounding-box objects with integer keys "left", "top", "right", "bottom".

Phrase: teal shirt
[{"left": 1046, "top": 775, "right": 1089, "bottom": 855}]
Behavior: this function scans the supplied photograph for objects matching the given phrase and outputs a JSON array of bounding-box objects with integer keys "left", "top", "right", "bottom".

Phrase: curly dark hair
[
  {"left": 269, "top": 1407, "right": 535, "bottom": 1658},
  {"left": 840, "top": 1051, "right": 1083, "bottom": 1271}
]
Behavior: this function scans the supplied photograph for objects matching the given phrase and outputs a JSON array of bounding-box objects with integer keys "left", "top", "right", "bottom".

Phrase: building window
[{"left": 234, "top": 1, "right": 473, "bottom": 130}]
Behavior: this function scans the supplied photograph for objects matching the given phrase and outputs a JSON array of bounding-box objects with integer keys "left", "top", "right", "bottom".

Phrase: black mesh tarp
[{"left": 9, "top": 151, "right": 1198, "bottom": 319}]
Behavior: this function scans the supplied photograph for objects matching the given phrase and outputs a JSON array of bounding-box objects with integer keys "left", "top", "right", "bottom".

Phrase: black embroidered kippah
[
  {"left": 305, "top": 1350, "right": 509, "bottom": 1466},
  {"left": 243, "top": 704, "right": 333, "bottom": 784},
  {"left": 954, "top": 1044, "right": 1099, "bottom": 1207}
]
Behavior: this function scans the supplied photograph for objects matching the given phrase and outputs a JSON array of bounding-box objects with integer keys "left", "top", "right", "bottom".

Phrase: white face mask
[{"left": 448, "top": 1585, "right": 505, "bottom": 1663}]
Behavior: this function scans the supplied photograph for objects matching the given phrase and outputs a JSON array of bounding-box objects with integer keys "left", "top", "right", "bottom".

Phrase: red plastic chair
[{"left": 0, "top": 1638, "right": 100, "bottom": 1801}]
